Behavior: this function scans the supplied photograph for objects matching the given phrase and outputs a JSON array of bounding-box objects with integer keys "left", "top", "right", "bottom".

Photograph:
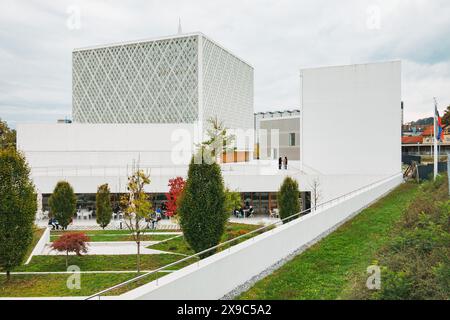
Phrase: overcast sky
[{"left": 1, "top": 0, "right": 449, "bottom": 127}]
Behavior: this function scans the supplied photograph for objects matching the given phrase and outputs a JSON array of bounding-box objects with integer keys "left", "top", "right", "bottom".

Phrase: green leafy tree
[
  {"left": 278, "top": 177, "right": 300, "bottom": 224},
  {"left": 0, "top": 149, "right": 36, "bottom": 280},
  {"left": 199, "top": 117, "right": 236, "bottom": 158},
  {"left": 224, "top": 188, "right": 242, "bottom": 213},
  {"left": 178, "top": 153, "right": 228, "bottom": 258},
  {"left": 0, "top": 118, "right": 16, "bottom": 150},
  {"left": 120, "top": 170, "right": 152, "bottom": 272},
  {"left": 96, "top": 183, "right": 112, "bottom": 229},
  {"left": 49, "top": 181, "right": 77, "bottom": 229},
  {"left": 441, "top": 105, "right": 450, "bottom": 126}
]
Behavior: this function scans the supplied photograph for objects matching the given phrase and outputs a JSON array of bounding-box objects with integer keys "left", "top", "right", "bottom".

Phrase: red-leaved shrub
[{"left": 51, "top": 232, "right": 90, "bottom": 267}]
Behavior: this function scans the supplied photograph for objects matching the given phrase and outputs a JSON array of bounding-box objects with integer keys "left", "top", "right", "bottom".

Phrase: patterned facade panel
[
  {"left": 72, "top": 36, "right": 199, "bottom": 123},
  {"left": 201, "top": 37, "right": 254, "bottom": 130}
]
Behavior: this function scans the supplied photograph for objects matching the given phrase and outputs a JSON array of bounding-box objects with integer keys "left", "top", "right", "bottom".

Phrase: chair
[
  {"left": 76, "top": 211, "right": 83, "bottom": 219},
  {"left": 270, "top": 208, "right": 280, "bottom": 219}
]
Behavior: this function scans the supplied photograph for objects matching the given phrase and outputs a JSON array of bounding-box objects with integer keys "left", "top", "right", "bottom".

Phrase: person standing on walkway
[
  {"left": 278, "top": 156, "right": 282, "bottom": 170},
  {"left": 284, "top": 156, "right": 288, "bottom": 170}
]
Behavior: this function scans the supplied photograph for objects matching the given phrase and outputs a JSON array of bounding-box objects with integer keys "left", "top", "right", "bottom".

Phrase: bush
[
  {"left": 0, "top": 149, "right": 36, "bottom": 280},
  {"left": 178, "top": 155, "right": 227, "bottom": 258},
  {"left": 51, "top": 232, "right": 90, "bottom": 267},
  {"left": 96, "top": 183, "right": 112, "bottom": 229},
  {"left": 49, "top": 181, "right": 77, "bottom": 229},
  {"left": 278, "top": 177, "right": 300, "bottom": 223},
  {"left": 372, "top": 176, "right": 450, "bottom": 299}
]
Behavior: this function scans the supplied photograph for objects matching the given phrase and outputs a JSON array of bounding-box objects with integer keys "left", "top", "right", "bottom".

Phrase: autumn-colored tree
[
  {"left": 165, "top": 177, "right": 186, "bottom": 217},
  {"left": 120, "top": 169, "right": 152, "bottom": 272},
  {"left": 51, "top": 233, "right": 90, "bottom": 267}
]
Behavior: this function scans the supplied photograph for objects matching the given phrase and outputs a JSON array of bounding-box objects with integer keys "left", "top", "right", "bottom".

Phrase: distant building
[
  {"left": 254, "top": 109, "right": 300, "bottom": 160},
  {"left": 402, "top": 124, "right": 450, "bottom": 155}
]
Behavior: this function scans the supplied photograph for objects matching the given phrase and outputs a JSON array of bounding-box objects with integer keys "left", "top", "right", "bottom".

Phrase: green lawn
[
  {"left": 238, "top": 182, "right": 420, "bottom": 300},
  {"left": 0, "top": 272, "right": 162, "bottom": 297},
  {"left": 14, "top": 254, "right": 194, "bottom": 272},
  {"left": 147, "top": 222, "right": 262, "bottom": 255}
]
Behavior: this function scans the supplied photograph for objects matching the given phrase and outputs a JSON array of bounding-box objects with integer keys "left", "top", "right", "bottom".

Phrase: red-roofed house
[{"left": 402, "top": 136, "right": 423, "bottom": 144}]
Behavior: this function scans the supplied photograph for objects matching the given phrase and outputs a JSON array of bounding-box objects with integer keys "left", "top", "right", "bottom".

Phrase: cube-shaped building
[{"left": 72, "top": 32, "right": 254, "bottom": 133}]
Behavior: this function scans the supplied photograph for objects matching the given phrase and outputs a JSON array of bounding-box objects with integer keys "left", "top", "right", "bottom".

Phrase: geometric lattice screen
[
  {"left": 73, "top": 35, "right": 199, "bottom": 123},
  {"left": 72, "top": 33, "right": 253, "bottom": 130},
  {"left": 202, "top": 38, "right": 253, "bottom": 130}
]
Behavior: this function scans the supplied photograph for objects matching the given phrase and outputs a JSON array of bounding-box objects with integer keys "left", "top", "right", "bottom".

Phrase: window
[{"left": 289, "top": 133, "right": 296, "bottom": 146}]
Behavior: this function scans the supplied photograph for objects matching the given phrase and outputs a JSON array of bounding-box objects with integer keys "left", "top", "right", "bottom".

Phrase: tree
[
  {"left": 51, "top": 232, "right": 90, "bottom": 267},
  {"left": 0, "top": 118, "right": 16, "bottom": 150},
  {"left": 441, "top": 105, "right": 450, "bottom": 126},
  {"left": 49, "top": 181, "right": 77, "bottom": 229},
  {"left": 199, "top": 117, "right": 236, "bottom": 159},
  {"left": 309, "top": 178, "right": 321, "bottom": 211},
  {"left": 178, "top": 153, "right": 228, "bottom": 258},
  {"left": 165, "top": 177, "right": 186, "bottom": 217},
  {"left": 0, "top": 149, "right": 36, "bottom": 280},
  {"left": 224, "top": 188, "right": 242, "bottom": 213},
  {"left": 96, "top": 183, "right": 112, "bottom": 229},
  {"left": 278, "top": 177, "right": 300, "bottom": 224},
  {"left": 120, "top": 169, "right": 152, "bottom": 272}
]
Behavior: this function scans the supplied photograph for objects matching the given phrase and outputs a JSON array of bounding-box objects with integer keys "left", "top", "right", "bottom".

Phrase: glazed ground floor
[{"left": 40, "top": 191, "right": 311, "bottom": 217}]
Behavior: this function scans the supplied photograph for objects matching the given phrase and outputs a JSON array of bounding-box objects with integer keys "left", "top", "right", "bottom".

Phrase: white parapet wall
[
  {"left": 116, "top": 173, "right": 403, "bottom": 300},
  {"left": 25, "top": 227, "right": 50, "bottom": 265}
]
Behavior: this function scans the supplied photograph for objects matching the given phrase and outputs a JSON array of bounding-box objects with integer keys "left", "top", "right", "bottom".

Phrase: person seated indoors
[{"left": 246, "top": 206, "right": 254, "bottom": 218}]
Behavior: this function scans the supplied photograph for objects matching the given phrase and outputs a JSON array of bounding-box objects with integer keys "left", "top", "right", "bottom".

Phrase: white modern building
[
  {"left": 254, "top": 110, "right": 301, "bottom": 161},
  {"left": 72, "top": 32, "right": 253, "bottom": 134},
  {"left": 17, "top": 30, "right": 402, "bottom": 218}
]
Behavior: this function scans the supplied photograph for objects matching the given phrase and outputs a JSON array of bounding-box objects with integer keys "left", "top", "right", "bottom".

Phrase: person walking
[
  {"left": 284, "top": 156, "right": 288, "bottom": 170},
  {"left": 278, "top": 156, "right": 282, "bottom": 170}
]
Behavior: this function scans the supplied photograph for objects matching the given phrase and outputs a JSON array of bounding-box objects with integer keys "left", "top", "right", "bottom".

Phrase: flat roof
[
  {"left": 254, "top": 109, "right": 301, "bottom": 115},
  {"left": 299, "top": 60, "right": 401, "bottom": 73},
  {"left": 73, "top": 31, "right": 253, "bottom": 68}
]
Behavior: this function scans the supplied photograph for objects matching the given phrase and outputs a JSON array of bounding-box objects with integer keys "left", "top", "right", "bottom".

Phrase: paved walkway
[
  {"left": 36, "top": 218, "right": 180, "bottom": 231},
  {"left": 229, "top": 216, "right": 280, "bottom": 226}
]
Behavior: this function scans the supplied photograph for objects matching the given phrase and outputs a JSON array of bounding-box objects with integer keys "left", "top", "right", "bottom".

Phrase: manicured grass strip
[
  {"left": 238, "top": 182, "right": 419, "bottom": 300},
  {"left": 0, "top": 273, "right": 160, "bottom": 297},
  {"left": 50, "top": 233, "right": 174, "bottom": 242},
  {"left": 147, "top": 222, "right": 263, "bottom": 255},
  {"left": 148, "top": 236, "right": 194, "bottom": 255},
  {"left": 14, "top": 254, "right": 194, "bottom": 272}
]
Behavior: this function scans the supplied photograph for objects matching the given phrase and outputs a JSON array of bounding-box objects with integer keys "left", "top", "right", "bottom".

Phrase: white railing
[
  {"left": 30, "top": 161, "right": 302, "bottom": 178},
  {"left": 85, "top": 172, "right": 402, "bottom": 300}
]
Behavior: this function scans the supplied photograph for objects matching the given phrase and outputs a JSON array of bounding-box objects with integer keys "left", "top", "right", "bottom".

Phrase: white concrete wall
[
  {"left": 17, "top": 123, "right": 195, "bottom": 169},
  {"left": 25, "top": 227, "right": 50, "bottom": 265},
  {"left": 301, "top": 61, "right": 402, "bottom": 176},
  {"left": 116, "top": 174, "right": 402, "bottom": 300}
]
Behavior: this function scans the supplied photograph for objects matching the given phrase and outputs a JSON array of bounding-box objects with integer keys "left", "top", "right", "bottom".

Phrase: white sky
[{"left": 1, "top": 0, "right": 449, "bottom": 127}]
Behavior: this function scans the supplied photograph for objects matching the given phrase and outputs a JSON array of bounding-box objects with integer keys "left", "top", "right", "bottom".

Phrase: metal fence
[{"left": 85, "top": 173, "right": 401, "bottom": 300}]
